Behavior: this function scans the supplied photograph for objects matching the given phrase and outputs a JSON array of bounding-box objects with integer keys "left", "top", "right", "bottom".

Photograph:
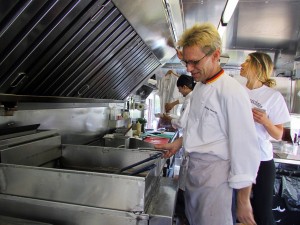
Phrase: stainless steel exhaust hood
[{"left": 0, "top": 0, "right": 178, "bottom": 101}]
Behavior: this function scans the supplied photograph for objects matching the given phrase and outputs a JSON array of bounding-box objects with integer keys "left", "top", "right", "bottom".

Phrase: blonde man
[{"left": 155, "top": 23, "right": 260, "bottom": 225}]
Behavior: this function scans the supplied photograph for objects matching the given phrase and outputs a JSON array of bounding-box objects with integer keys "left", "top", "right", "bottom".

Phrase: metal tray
[{"left": 0, "top": 145, "right": 165, "bottom": 212}]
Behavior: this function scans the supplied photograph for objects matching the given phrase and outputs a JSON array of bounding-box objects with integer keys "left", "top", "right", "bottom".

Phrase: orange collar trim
[{"left": 204, "top": 69, "right": 224, "bottom": 84}]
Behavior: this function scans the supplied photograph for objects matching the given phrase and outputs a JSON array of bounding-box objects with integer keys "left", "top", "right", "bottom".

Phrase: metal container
[
  {"left": 0, "top": 144, "right": 164, "bottom": 212},
  {"left": 125, "top": 137, "right": 155, "bottom": 149},
  {"left": 0, "top": 129, "right": 61, "bottom": 167},
  {"left": 0, "top": 177, "right": 178, "bottom": 225},
  {"left": 0, "top": 132, "right": 177, "bottom": 225},
  {"left": 103, "top": 135, "right": 129, "bottom": 147}
]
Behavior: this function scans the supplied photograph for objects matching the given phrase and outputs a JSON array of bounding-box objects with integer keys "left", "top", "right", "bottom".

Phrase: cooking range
[{"left": 0, "top": 127, "right": 177, "bottom": 225}]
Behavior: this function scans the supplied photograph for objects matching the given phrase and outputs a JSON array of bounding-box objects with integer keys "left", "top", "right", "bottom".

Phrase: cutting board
[{"left": 143, "top": 136, "right": 170, "bottom": 145}]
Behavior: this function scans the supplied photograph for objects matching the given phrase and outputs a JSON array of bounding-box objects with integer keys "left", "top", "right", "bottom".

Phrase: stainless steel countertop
[
  {"left": 272, "top": 141, "right": 300, "bottom": 165},
  {"left": 273, "top": 151, "right": 300, "bottom": 165}
]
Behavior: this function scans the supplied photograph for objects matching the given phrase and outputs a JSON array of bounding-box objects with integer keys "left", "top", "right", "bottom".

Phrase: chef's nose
[{"left": 186, "top": 64, "right": 194, "bottom": 72}]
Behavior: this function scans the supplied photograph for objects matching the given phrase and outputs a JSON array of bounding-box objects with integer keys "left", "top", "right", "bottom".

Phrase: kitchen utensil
[
  {"left": 129, "top": 163, "right": 156, "bottom": 176},
  {"left": 117, "top": 152, "right": 162, "bottom": 174}
]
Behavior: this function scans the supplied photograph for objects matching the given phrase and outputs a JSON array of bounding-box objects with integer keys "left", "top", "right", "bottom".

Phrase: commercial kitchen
[{"left": 0, "top": 0, "right": 300, "bottom": 225}]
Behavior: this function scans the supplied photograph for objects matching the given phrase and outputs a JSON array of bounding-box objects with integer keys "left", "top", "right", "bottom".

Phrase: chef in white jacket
[{"left": 155, "top": 23, "right": 260, "bottom": 225}]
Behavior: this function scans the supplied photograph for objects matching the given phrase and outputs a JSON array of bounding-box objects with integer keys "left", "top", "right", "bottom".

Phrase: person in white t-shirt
[
  {"left": 240, "top": 52, "right": 290, "bottom": 225},
  {"left": 161, "top": 74, "right": 195, "bottom": 130}
]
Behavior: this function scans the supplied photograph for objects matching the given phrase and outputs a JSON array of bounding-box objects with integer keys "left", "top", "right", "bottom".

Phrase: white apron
[{"left": 184, "top": 153, "right": 233, "bottom": 225}]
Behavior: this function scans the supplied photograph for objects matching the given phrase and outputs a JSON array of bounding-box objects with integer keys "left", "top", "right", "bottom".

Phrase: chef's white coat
[
  {"left": 183, "top": 71, "right": 260, "bottom": 189},
  {"left": 182, "top": 71, "right": 260, "bottom": 225}
]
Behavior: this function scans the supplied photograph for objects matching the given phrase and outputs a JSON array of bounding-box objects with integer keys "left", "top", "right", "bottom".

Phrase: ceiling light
[
  {"left": 218, "top": 23, "right": 227, "bottom": 37},
  {"left": 222, "top": 0, "right": 239, "bottom": 25}
]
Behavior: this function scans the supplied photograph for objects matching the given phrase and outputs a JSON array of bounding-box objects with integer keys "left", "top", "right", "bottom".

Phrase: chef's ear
[
  {"left": 176, "top": 49, "right": 183, "bottom": 60},
  {"left": 211, "top": 49, "right": 221, "bottom": 63},
  {"left": 183, "top": 85, "right": 189, "bottom": 90}
]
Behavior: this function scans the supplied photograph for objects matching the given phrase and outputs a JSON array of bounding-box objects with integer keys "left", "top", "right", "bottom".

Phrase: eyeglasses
[{"left": 180, "top": 53, "right": 209, "bottom": 67}]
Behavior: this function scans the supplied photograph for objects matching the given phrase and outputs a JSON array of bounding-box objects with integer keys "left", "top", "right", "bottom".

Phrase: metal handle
[
  {"left": 91, "top": 0, "right": 111, "bottom": 22},
  {"left": 77, "top": 84, "right": 89, "bottom": 96},
  {"left": 129, "top": 164, "right": 156, "bottom": 176},
  {"left": 138, "top": 148, "right": 167, "bottom": 153},
  {"left": 118, "top": 152, "right": 162, "bottom": 173},
  {"left": 10, "top": 72, "right": 27, "bottom": 88}
]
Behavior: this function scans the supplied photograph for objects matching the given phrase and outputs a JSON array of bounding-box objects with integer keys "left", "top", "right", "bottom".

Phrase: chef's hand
[
  {"left": 162, "top": 113, "right": 172, "bottom": 121},
  {"left": 154, "top": 137, "right": 183, "bottom": 158},
  {"left": 236, "top": 187, "right": 257, "bottom": 225},
  {"left": 165, "top": 102, "right": 175, "bottom": 113},
  {"left": 165, "top": 100, "right": 179, "bottom": 113},
  {"left": 236, "top": 201, "right": 256, "bottom": 225}
]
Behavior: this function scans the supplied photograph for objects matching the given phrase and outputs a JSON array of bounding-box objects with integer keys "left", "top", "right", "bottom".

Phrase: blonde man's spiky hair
[{"left": 177, "top": 23, "right": 222, "bottom": 55}]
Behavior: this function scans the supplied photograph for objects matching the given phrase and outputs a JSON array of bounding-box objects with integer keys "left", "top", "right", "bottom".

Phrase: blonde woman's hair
[
  {"left": 249, "top": 52, "right": 276, "bottom": 87},
  {"left": 177, "top": 23, "right": 222, "bottom": 55}
]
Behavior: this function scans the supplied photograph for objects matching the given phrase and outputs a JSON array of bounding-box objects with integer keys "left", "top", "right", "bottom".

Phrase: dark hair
[{"left": 177, "top": 74, "right": 195, "bottom": 90}]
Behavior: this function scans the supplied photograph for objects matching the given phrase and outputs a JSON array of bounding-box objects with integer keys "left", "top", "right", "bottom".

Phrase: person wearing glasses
[
  {"left": 240, "top": 52, "right": 290, "bottom": 225},
  {"left": 155, "top": 23, "right": 260, "bottom": 225}
]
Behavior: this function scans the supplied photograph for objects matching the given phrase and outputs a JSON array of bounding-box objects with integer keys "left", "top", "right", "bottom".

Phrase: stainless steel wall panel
[{"left": 0, "top": 106, "right": 111, "bottom": 145}]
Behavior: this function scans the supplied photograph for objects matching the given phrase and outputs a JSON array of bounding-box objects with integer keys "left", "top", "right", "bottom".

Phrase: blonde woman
[{"left": 240, "top": 52, "right": 290, "bottom": 225}]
